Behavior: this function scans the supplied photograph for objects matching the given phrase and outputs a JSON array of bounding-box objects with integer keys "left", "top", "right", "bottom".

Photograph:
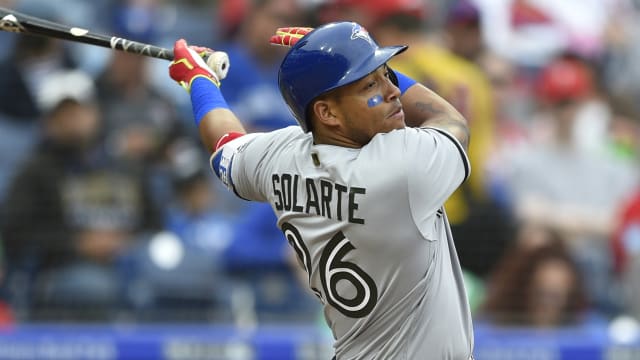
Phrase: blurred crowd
[{"left": 0, "top": 0, "right": 640, "bottom": 334}]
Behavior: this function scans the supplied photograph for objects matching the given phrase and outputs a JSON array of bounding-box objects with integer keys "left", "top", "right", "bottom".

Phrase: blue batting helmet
[{"left": 278, "top": 22, "right": 407, "bottom": 132}]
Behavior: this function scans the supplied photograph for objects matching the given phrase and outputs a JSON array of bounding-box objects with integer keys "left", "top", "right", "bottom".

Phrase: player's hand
[
  {"left": 191, "top": 44, "right": 230, "bottom": 81},
  {"left": 269, "top": 27, "right": 314, "bottom": 47},
  {"left": 169, "top": 39, "right": 220, "bottom": 92}
]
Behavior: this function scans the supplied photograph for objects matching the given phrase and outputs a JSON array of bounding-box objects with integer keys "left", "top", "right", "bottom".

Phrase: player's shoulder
[
  {"left": 264, "top": 125, "right": 306, "bottom": 142},
  {"left": 363, "top": 127, "right": 431, "bottom": 157},
  {"left": 370, "top": 126, "right": 445, "bottom": 142},
  {"left": 361, "top": 127, "right": 468, "bottom": 178},
  {"left": 215, "top": 126, "right": 306, "bottom": 155},
  {"left": 368, "top": 126, "right": 466, "bottom": 157},
  {"left": 241, "top": 126, "right": 307, "bottom": 151}
]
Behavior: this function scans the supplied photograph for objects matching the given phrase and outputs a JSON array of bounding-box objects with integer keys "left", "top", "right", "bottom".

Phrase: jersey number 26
[{"left": 282, "top": 222, "right": 378, "bottom": 318}]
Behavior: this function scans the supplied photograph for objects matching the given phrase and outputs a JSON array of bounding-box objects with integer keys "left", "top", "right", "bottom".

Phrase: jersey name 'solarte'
[{"left": 271, "top": 173, "right": 365, "bottom": 224}]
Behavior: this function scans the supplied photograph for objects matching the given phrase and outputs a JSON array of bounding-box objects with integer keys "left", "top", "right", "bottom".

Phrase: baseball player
[{"left": 168, "top": 22, "right": 473, "bottom": 360}]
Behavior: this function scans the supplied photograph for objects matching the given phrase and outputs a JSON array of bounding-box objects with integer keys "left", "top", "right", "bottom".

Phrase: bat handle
[
  {"left": 167, "top": 49, "right": 229, "bottom": 80},
  {"left": 204, "top": 51, "right": 230, "bottom": 81}
]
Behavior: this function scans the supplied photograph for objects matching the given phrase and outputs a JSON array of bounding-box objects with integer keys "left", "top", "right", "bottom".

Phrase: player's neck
[{"left": 312, "top": 130, "right": 365, "bottom": 149}]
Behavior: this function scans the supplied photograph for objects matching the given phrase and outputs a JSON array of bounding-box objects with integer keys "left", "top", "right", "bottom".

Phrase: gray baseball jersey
[{"left": 212, "top": 125, "right": 473, "bottom": 360}]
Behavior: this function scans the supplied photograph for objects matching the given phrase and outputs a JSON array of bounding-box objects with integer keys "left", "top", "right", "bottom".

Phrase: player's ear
[{"left": 312, "top": 98, "right": 341, "bottom": 128}]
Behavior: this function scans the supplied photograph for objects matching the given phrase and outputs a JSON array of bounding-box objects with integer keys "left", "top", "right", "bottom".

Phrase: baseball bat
[{"left": 0, "top": 6, "right": 229, "bottom": 79}]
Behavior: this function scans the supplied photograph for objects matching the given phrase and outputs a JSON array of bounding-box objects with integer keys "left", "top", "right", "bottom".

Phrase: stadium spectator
[
  {"left": 472, "top": 0, "right": 619, "bottom": 66},
  {"left": 214, "top": 0, "right": 302, "bottom": 132},
  {"left": 0, "top": 2, "right": 79, "bottom": 203},
  {"left": 481, "top": 223, "right": 591, "bottom": 327},
  {"left": 601, "top": 0, "right": 640, "bottom": 129},
  {"left": 120, "top": 140, "right": 236, "bottom": 322},
  {"left": 224, "top": 202, "right": 320, "bottom": 323},
  {"left": 612, "top": 130, "right": 640, "bottom": 320},
  {"left": 479, "top": 52, "right": 536, "bottom": 207},
  {"left": 95, "top": 0, "right": 189, "bottom": 208},
  {"left": 0, "top": 70, "right": 160, "bottom": 321},
  {"left": 605, "top": 96, "right": 640, "bottom": 161},
  {"left": 444, "top": 0, "right": 484, "bottom": 63},
  {"left": 0, "top": 1, "right": 76, "bottom": 122},
  {"left": 165, "top": 140, "right": 235, "bottom": 259},
  {"left": 500, "top": 55, "right": 638, "bottom": 315}
]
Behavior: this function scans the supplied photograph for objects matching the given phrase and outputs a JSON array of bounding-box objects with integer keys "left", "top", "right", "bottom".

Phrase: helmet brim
[{"left": 333, "top": 45, "right": 408, "bottom": 93}]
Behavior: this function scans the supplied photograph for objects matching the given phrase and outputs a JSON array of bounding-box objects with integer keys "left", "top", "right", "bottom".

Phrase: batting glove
[
  {"left": 169, "top": 39, "right": 220, "bottom": 92},
  {"left": 269, "top": 27, "right": 314, "bottom": 47}
]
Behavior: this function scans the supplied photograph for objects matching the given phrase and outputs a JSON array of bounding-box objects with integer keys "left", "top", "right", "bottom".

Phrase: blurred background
[{"left": 1, "top": 0, "right": 640, "bottom": 359}]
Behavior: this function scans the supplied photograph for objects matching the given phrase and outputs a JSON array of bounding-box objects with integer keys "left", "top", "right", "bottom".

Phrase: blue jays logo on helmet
[
  {"left": 350, "top": 23, "right": 374, "bottom": 45},
  {"left": 278, "top": 22, "right": 408, "bottom": 132}
]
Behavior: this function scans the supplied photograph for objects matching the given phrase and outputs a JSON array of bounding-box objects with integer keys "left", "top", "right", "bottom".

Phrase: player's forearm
[
  {"left": 198, "top": 108, "right": 246, "bottom": 153},
  {"left": 401, "top": 83, "right": 470, "bottom": 150},
  {"left": 168, "top": 39, "right": 247, "bottom": 153},
  {"left": 187, "top": 77, "right": 247, "bottom": 153}
]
